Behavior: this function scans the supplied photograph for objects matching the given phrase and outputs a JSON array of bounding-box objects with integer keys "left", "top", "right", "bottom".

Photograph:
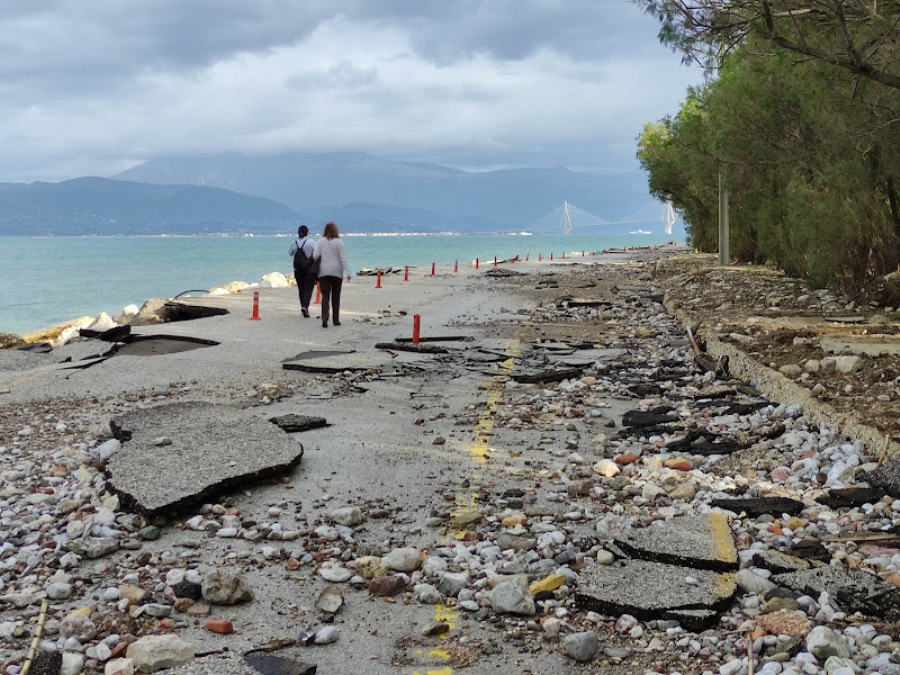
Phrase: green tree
[
  {"left": 637, "top": 92, "right": 720, "bottom": 251},
  {"left": 634, "top": 0, "right": 900, "bottom": 90},
  {"left": 638, "top": 39, "right": 900, "bottom": 295}
]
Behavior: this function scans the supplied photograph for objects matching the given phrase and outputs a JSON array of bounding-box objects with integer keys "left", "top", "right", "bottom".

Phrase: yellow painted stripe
[
  {"left": 433, "top": 603, "right": 457, "bottom": 624},
  {"left": 709, "top": 512, "right": 736, "bottom": 563},
  {"left": 0, "top": 365, "right": 64, "bottom": 390},
  {"left": 421, "top": 342, "right": 520, "bottom": 675},
  {"left": 450, "top": 347, "right": 520, "bottom": 538}
]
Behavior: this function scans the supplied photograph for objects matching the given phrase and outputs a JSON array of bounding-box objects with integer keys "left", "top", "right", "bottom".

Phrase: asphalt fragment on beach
[
  {"left": 106, "top": 401, "right": 304, "bottom": 515},
  {"left": 4, "top": 250, "right": 900, "bottom": 674}
]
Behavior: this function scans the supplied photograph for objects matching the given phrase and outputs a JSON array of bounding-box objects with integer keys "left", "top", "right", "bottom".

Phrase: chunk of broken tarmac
[
  {"left": 575, "top": 559, "right": 736, "bottom": 630},
  {"left": 268, "top": 414, "right": 328, "bottom": 433},
  {"left": 816, "top": 487, "right": 886, "bottom": 509},
  {"left": 511, "top": 367, "right": 585, "bottom": 384},
  {"left": 107, "top": 401, "right": 303, "bottom": 516},
  {"left": 374, "top": 342, "right": 448, "bottom": 354},
  {"left": 243, "top": 653, "right": 317, "bottom": 675},
  {"left": 864, "top": 460, "right": 900, "bottom": 499},
  {"left": 709, "top": 496, "right": 806, "bottom": 518},
  {"left": 752, "top": 548, "right": 827, "bottom": 573},
  {"left": 773, "top": 566, "right": 900, "bottom": 621},
  {"left": 547, "top": 348, "right": 627, "bottom": 366},
  {"left": 614, "top": 513, "right": 738, "bottom": 571},
  {"left": 282, "top": 349, "right": 392, "bottom": 373}
]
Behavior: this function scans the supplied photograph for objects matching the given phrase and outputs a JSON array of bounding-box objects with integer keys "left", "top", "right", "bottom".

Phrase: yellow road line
[
  {"left": 450, "top": 345, "right": 520, "bottom": 537},
  {"left": 419, "top": 342, "right": 521, "bottom": 675},
  {"left": 709, "top": 512, "right": 736, "bottom": 564},
  {"left": 0, "top": 366, "right": 65, "bottom": 390}
]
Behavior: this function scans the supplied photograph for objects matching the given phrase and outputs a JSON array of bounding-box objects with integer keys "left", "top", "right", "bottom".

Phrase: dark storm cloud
[{"left": 0, "top": 1, "right": 703, "bottom": 182}]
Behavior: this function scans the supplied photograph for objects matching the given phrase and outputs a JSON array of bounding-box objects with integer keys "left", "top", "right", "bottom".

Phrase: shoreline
[{"left": 1, "top": 242, "right": 686, "bottom": 347}]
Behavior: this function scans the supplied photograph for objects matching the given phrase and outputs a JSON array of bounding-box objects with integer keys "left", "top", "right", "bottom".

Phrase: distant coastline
[
  {"left": 0, "top": 229, "right": 636, "bottom": 238},
  {"left": 0, "top": 233, "right": 685, "bottom": 337}
]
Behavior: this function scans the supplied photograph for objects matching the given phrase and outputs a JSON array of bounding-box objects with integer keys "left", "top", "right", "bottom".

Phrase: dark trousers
[
  {"left": 318, "top": 276, "right": 343, "bottom": 324},
  {"left": 295, "top": 270, "right": 316, "bottom": 310}
]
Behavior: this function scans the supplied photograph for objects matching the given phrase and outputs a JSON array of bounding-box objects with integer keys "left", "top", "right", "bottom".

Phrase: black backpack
[{"left": 293, "top": 239, "right": 314, "bottom": 272}]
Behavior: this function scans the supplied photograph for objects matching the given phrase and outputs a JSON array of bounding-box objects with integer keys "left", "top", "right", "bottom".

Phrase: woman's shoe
[
  {"left": 322, "top": 321, "right": 328, "bottom": 328},
  {"left": 333, "top": 321, "right": 341, "bottom": 326},
  {"left": 302, "top": 308, "right": 309, "bottom": 318}
]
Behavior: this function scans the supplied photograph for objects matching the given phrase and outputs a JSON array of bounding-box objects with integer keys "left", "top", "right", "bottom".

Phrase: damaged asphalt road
[{"left": 3, "top": 251, "right": 900, "bottom": 675}]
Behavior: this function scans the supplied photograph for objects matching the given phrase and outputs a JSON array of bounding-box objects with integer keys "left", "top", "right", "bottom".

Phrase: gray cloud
[{"left": 0, "top": 1, "right": 703, "bottom": 182}]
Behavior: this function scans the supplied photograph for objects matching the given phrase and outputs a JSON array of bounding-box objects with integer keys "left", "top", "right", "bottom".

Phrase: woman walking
[{"left": 312, "top": 222, "right": 352, "bottom": 327}]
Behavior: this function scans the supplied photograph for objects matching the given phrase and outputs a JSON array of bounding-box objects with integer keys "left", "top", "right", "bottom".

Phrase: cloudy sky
[{"left": 0, "top": 1, "right": 704, "bottom": 184}]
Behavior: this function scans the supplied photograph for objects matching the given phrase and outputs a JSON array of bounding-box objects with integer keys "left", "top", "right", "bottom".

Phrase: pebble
[
  {"left": 562, "top": 631, "right": 599, "bottom": 662},
  {"left": 1, "top": 256, "right": 896, "bottom": 675}
]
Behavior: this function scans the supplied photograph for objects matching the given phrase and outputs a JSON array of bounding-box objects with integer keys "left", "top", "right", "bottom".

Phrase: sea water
[{"left": 0, "top": 231, "right": 683, "bottom": 335}]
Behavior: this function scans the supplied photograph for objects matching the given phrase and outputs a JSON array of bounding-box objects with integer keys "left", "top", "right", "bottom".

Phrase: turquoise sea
[{"left": 0, "top": 230, "right": 684, "bottom": 335}]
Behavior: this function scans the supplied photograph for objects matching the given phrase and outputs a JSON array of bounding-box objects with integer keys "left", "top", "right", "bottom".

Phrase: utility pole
[{"left": 718, "top": 173, "right": 730, "bottom": 265}]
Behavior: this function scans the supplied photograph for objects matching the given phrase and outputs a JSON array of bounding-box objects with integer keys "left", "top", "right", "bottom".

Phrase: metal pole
[{"left": 718, "top": 173, "right": 730, "bottom": 265}]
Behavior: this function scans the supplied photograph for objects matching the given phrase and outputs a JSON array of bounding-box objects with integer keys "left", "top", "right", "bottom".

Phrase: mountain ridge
[
  {"left": 116, "top": 151, "right": 654, "bottom": 228},
  {"left": 0, "top": 152, "right": 660, "bottom": 235},
  {"left": 0, "top": 177, "right": 297, "bottom": 236}
]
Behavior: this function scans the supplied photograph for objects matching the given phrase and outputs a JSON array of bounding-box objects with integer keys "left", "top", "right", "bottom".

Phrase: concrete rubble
[{"left": 1, "top": 251, "right": 899, "bottom": 674}]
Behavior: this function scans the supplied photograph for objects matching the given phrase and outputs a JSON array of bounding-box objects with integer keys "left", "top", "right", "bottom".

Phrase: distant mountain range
[
  {"left": 0, "top": 151, "right": 659, "bottom": 235},
  {"left": 0, "top": 178, "right": 296, "bottom": 236}
]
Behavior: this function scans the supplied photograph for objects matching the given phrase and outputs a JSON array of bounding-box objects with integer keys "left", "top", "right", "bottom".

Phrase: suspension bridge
[{"left": 526, "top": 201, "right": 678, "bottom": 235}]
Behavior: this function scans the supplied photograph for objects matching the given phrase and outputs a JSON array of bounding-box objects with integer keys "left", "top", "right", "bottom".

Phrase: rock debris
[{"left": 1, "top": 252, "right": 899, "bottom": 675}]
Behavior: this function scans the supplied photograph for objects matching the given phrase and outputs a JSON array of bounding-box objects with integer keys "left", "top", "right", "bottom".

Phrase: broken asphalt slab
[
  {"left": 773, "top": 566, "right": 900, "bottom": 621},
  {"left": 393, "top": 334, "right": 474, "bottom": 343},
  {"left": 112, "top": 334, "right": 219, "bottom": 357},
  {"left": 106, "top": 401, "right": 304, "bottom": 516},
  {"left": 268, "top": 414, "right": 328, "bottom": 433},
  {"left": 864, "top": 459, "right": 900, "bottom": 499},
  {"left": 614, "top": 513, "right": 738, "bottom": 571},
  {"left": 574, "top": 514, "right": 738, "bottom": 631},
  {"left": 281, "top": 349, "right": 393, "bottom": 373},
  {"left": 511, "top": 366, "right": 585, "bottom": 384},
  {"left": 374, "top": 341, "right": 448, "bottom": 354},
  {"left": 709, "top": 496, "right": 806, "bottom": 518},
  {"left": 816, "top": 487, "right": 887, "bottom": 509},
  {"left": 574, "top": 559, "right": 736, "bottom": 631},
  {"left": 242, "top": 653, "right": 317, "bottom": 675},
  {"left": 546, "top": 348, "right": 627, "bottom": 367}
]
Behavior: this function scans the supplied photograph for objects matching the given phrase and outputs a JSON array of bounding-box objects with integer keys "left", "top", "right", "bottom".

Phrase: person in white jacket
[{"left": 312, "top": 221, "right": 352, "bottom": 327}]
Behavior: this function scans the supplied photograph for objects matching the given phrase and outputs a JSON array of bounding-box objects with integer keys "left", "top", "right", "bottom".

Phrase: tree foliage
[
  {"left": 634, "top": 0, "right": 900, "bottom": 89},
  {"left": 637, "top": 32, "right": 900, "bottom": 297}
]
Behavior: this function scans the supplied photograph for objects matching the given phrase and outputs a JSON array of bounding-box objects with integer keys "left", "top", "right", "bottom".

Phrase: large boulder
[
  {"left": 259, "top": 272, "right": 289, "bottom": 288},
  {"left": 132, "top": 298, "right": 169, "bottom": 325},
  {"left": 489, "top": 580, "right": 536, "bottom": 615},
  {"left": 25, "top": 317, "right": 93, "bottom": 346},
  {"left": 210, "top": 280, "right": 249, "bottom": 294},
  {"left": 126, "top": 634, "right": 194, "bottom": 673},
  {"left": 201, "top": 569, "right": 253, "bottom": 605},
  {"left": 86, "top": 312, "right": 118, "bottom": 332},
  {"left": 0, "top": 333, "right": 24, "bottom": 349}
]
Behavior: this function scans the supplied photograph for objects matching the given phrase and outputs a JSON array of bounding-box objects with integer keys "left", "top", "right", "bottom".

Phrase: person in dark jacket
[{"left": 288, "top": 225, "right": 316, "bottom": 317}]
